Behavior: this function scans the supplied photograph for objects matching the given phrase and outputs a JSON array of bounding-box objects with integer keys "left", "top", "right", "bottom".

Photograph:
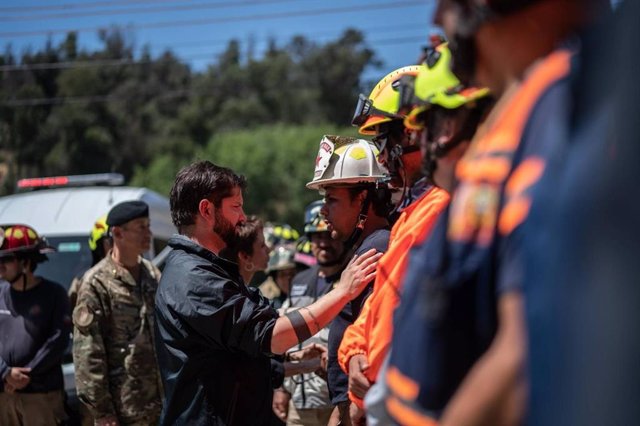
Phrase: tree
[
  {"left": 201, "top": 123, "right": 360, "bottom": 228},
  {"left": 0, "top": 27, "right": 382, "bottom": 198}
]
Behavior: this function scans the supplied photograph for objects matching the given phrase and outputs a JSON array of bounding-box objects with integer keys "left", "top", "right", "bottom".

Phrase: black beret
[{"left": 106, "top": 201, "right": 149, "bottom": 227}]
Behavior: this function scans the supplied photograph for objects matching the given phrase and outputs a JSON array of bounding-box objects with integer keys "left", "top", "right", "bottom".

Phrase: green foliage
[
  {"left": 130, "top": 152, "right": 194, "bottom": 198},
  {"left": 203, "top": 124, "right": 359, "bottom": 229},
  {"left": 0, "top": 27, "right": 381, "bottom": 198},
  {"left": 134, "top": 124, "right": 359, "bottom": 230}
]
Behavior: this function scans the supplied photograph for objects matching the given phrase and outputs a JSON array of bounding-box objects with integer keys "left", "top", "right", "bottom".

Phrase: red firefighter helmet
[{"left": 0, "top": 224, "right": 55, "bottom": 257}]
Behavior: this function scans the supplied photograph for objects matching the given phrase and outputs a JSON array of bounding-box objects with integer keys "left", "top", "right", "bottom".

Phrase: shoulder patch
[{"left": 73, "top": 305, "right": 95, "bottom": 330}]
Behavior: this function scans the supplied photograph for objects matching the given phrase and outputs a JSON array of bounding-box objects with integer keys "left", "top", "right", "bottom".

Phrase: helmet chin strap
[
  {"left": 423, "top": 98, "right": 493, "bottom": 183},
  {"left": 389, "top": 144, "right": 420, "bottom": 210},
  {"left": 342, "top": 186, "right": 375, "bottom": 253}
]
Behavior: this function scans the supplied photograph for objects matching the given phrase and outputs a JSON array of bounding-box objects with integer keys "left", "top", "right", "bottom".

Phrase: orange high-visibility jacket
[{"left": 338, "top": 185, "right": 450, "bottom": 408}]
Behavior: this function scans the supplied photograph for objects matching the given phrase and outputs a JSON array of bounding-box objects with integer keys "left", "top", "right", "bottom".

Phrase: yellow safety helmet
[
  {"left": 263, "top": 223, "right": 300, "bottom": 250},
  {"left": 403, "top": 43, "right": 490, "bottom": 130},
  {"left": 88, "top": 216, "right": 109, "bottom": 252},
  {"left": 352, "top": 66, "right": 422, "bottom": 136},
  {"left": 294, "top": 236, "right": 316, "bottom": 267}
]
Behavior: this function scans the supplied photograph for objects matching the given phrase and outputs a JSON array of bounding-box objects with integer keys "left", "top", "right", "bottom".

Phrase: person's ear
[
  {"left": 238, "top": 251, "right": 251, "bottom": 263},
  {"left": 111, "top": 226, "right": 122, "bottom": 240},
  {"left": 198, "top": 199, "right": 215, "bottom": 224},
  {"left": 357, "top": 190, "right": 367, "bottom": 206}
]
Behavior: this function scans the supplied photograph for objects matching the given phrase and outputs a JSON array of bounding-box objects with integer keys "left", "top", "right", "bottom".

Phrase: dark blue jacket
[{"left": 154, "top": 235, "right": 279, "bottom": 425}]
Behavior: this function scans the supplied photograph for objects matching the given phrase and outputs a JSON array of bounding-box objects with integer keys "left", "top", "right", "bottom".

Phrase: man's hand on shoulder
[{"left": 336, "top": 249, "right": 383, "bottom": 301}]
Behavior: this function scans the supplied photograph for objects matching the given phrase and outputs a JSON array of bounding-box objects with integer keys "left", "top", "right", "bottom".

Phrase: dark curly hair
[{"left": 169, "top": 160, "right": 247, "bottom": 231}]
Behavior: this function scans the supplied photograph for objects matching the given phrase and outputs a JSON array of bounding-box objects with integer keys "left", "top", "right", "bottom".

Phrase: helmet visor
[
  {"left": 352, "top": 93, "right": 403, "bottom": 127},
  {"left": 397, "top": 74, "right": 423, "bottom": 115}
]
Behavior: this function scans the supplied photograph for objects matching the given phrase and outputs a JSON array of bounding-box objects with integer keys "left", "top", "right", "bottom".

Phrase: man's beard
[{"left": 213, "top": 210, "right": 238, "bottom": 244}]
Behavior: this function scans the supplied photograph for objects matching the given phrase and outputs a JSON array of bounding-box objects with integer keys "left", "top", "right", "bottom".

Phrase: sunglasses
[{"left": 351, "top": 93, "right": 403, "bottom": 127}]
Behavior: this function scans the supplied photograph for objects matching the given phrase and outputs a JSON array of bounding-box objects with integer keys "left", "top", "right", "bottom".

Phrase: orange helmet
[{"left": 0, "top": 224, "right": 55, "bottom": 257}]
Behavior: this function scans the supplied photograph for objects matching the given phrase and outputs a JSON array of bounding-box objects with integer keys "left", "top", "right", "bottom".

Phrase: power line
[
  {"left": 2, "top": 88, "right": 192, "bottom": 107},
  {"left": 0, "top": 1, "right": 426, "bottom": 38},
  {"left": 0, "top": 23, "right": 428, "bottom": 72},
  {"left": 141, "top": 22, "right": 427, "bottom": 52},
  {"left": 0, "top": 34, "right": 427, "bottom": 72},
  {"left": 0, "top": 0, "right": 302, "bottom": 22},
  {"left": 0, "top": 58, "right": 137, "bottom": 72},
  {"left": 0, "top": 0, "right": 201, "bottom": 13},
  {"left": 1, "top": 35, "right": 427, "bottom": 107}
]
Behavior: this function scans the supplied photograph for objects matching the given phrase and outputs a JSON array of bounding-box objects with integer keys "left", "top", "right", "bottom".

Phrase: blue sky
[{"left": 0, "top": 0, "right": 438, "bottom": 82}]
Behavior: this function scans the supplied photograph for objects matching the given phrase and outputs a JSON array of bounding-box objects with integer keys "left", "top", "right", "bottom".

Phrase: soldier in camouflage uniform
[{"left": 73, "top": 201, "right": 162, "bottom": 426}]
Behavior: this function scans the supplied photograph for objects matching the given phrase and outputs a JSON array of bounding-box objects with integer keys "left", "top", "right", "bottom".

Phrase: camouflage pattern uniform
[
  {"left": 68, "top": 275, "right": 82, "bottom": 311},
  {"left": 72, "top": 253, "right": 162, "bottom": 425}
]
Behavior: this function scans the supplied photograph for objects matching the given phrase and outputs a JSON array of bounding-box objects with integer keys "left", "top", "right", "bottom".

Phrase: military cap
[{"left": 106, "top": 201, "right": 149, "bottom": 227}]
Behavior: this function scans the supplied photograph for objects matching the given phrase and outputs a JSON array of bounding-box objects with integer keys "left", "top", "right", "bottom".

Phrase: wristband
[{"left": 286, "top": 309, "right": 312, "bottom": 343}]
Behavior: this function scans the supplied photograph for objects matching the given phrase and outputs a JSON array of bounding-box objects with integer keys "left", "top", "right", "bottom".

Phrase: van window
[{"left": 37, "top": 236, "right": 93, "bottom": 291}]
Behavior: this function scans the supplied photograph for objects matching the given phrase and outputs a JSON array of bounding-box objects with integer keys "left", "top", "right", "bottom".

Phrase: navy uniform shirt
[
  {"left": 327, "top": 228, "right": 390, "bottom": 405},
  {"left": 525, "top": 8, "right": 639, "bottom": 425},
  {"left": 385, "top": 48, "right": 574, "bottom": 420},
  {"left": 0, "top": 278, "right": 71, "bottom": 393}
]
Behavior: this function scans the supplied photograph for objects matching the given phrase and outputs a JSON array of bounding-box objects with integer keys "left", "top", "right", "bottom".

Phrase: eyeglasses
[
  {"left": 0, "top": 255, "right": 17, "bottom": 265},
  {"left": 351, "top": 93, "right": 403, "bottom": 127}
]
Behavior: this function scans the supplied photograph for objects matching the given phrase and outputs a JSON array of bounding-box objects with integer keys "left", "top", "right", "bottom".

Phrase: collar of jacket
[{"left": 168, "top": 234, "right": 242, "bottom": 278}]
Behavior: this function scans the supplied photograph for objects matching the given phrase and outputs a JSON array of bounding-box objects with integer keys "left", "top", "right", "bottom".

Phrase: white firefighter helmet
[{"left": 306, "top": 135, "right": 388, "bottom": 191}]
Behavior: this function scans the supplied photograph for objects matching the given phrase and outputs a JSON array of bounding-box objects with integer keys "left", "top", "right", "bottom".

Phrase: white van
[
  {"left": 0, "top": 174, "right": 175, "bottom": 286},
  {"left": 0, "top": 173, "right": 176, "bottom": 416}
]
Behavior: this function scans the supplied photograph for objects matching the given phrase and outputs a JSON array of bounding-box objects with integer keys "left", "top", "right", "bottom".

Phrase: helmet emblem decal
[{"left": 314, "top": 138, "right": 334, "bottom": 179}]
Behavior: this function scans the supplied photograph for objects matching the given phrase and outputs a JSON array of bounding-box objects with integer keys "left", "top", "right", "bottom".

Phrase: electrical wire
[
  {"left": 0, "top": 0, "right": 302, "bottom": 22},
  {"left": 1, "top": 35, "right": 428, "bottom": 107},
  {"left": 2, "top": 88, "right": 193, "bottom": 107},
  {"left": 0, "top": 0, "right": 203, "bottom": 13},
  {"left": 0, "top": 1, "right": 426, "bottom": 38},
  {"left": 0, "top": 25, "right": 427, "bottom": 72},
  {"left": 141, "top": 21, "right": 427, "bottom": 51}
]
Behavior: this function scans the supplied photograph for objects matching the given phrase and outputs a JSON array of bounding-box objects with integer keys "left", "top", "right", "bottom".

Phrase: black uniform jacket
[{"left": 154, "top": 235, "right": 279, "bottom": 425}]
